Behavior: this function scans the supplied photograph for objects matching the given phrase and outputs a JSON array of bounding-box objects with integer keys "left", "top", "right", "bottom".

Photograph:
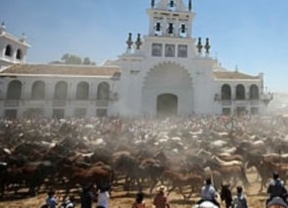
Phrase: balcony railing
[
  {"left": 52, "top": 100, "right": 67, "bottom": 107},
  {"left": 4, "top": 100, "right": 20, "bottom": 107},
  {"left": 250, "top": 99, "right": 259, "bottom": 105},
  {"left": 221, "top": 100, "right": 232, "bottom": 106},
  {"left": 95, "top": 100, "right": 109, "bottom": 107}
]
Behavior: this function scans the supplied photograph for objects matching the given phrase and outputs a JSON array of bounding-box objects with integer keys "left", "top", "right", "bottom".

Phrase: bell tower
[{"left": 147, "top": 0, "right": 194, "bottom": 38}]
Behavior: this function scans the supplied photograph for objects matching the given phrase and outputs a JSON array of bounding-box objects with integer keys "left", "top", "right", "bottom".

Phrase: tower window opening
[
  {"left": 179, "top": 24, "right": 187, "bottom": 37},
  {"left": 168, "top": 1, "right": 176, "bottom": 11},
  {"left": 168, "top": 23, "right": 174, "bottom": 34},
  {"left": 181, "top": 24, "right": 186, "bottom": 33},
  {"left": 16, "top": 49, "right": 22, "bottom": 60},
  {"left": 155, "top": 22, "right": 161, "bottom": 31},
  {"left": 154, "top": 22, "right": 162, "bottom": 36},
  {"left": 5, "top": 45, "right": 12, "bottom": 57}
]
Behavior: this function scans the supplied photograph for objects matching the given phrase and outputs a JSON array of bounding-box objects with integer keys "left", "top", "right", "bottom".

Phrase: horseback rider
[
  {"left": 231, "top": 186, "right": 248, "bottom": 208},
  {"left": 197, "top": 178, "right": 220, "bottom": 208},
  {"left": 266, "top": 172, "right": 288, "bottom": 206}
]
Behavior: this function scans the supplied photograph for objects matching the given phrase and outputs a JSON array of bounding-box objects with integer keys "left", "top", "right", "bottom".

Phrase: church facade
[{"left": 0, "top": 0, "right": 273, "bottom": 118}]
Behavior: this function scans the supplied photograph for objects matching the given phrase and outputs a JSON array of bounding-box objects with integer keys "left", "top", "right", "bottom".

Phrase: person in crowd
[
  {"left": 266, "top": 172, "right": 288, "bottom": 206},
  {"left": 153, "top": 185, "right": 170, "bottom": 208},
  {"left": 132, "top": 192, "right": 146, "bottom": 208},
  {"left": 80, "top": 184, "right": 95, "bottom": 208},
  {"left": 231, "top": 186, "right": 248, "bottom": 208},
  {"left": 197, "top": 178, "right": 220, "bottom": 208},
  {"left": 45, "top": 189, "right": 58, "bottom": 208},
  {"left": 96, "top": 186, "right": 110, "bottom": 208},
  {"left": 59, "top": 195, "right": 76, "bottom": 208}
]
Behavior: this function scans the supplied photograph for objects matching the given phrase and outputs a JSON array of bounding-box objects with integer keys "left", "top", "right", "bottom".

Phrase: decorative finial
[
  {"left": 19, "top": 33, "right": 27, "bottom": 42},
  {"left": 126, "top": 33, "right": 133, "bottom": 50},
  {"left": 151, "top": 0, "right": 155, "bottom": 8},
  {"left": 196, "top": 37, "right": 203, "bottom": 53},
  {"left": 135, "top": 33, "right": 142, "bottom": 50},
  {"left": 0, "top": 21, "right": 6, "bottom": 34},
  {"left": 204, "top": 38, "right": 210, "bottom": 54},
  {"left": 188, "top": 0, "right": 192, "bottom": 11}
]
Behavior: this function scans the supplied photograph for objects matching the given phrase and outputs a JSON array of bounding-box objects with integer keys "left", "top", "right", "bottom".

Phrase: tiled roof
[
  {"left": 0, "top": 64, "right": 120, "bottom": 76},
  {"left": 213, "top": 71, "right": 260, "bottom": 80}
]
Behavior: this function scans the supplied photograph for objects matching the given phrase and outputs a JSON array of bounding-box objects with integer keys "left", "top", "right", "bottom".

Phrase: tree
[{"left": 49, "top": 53, "right": 96, "bottom": 65}]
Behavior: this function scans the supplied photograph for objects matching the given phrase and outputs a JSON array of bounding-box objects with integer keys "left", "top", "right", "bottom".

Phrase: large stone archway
[
  {"left": 142, "top": 62, "right": 193, "bottom": 116},
  {"left": 157, "top": 93, "right": 178, "bottom": 117}
]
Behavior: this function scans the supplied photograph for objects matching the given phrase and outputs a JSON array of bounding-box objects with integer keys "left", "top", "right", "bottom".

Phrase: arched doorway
[
  {"left": 142, "top": 62, "right": 193, "bottom": 116},
  {"left": 157, "top": 93, "right": 178, "bottom": 117}
]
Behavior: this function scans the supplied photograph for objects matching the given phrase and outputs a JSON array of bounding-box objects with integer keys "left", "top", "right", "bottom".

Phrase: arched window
[
  {"left": 97, "top": 82, "right": 110, "bottom": 100},
  {"left": 31, "top": 81, "right": 45, "bottom": 100},
  {"left": 76, "top": 82, "right": 89, "bottom": 100},
  {"left": 54, "top": 81, "right": 68, "bottom": 99},
  {"left": 236, "top": 84, "right": 245, "bottom": 100},
  {"left": 250, "top": 85, "right": 259, "bottom": 99},
  {"left": 221, "top": 84, "right": 231, "bottom": 100},
  {"left": 168, "top": 0, "right": 176, "bottom": 11},
  {"left": 5, "top": 45, "right": 12, "bottom": 57},
  {"left": 16, "top": 49, "right": 22, "bottom": 60},
  {"left": 6, "top": 80, "right": 22, "bottom": 99}
]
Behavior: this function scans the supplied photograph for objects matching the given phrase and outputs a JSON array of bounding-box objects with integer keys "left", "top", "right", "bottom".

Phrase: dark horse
[{"left": 220, "top": 183, "right": 232, "bottom": 208}]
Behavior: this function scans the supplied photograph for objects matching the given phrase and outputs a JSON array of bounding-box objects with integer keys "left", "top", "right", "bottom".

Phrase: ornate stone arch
[
  {"left": 76, "top": 81, "right": 89, "bottom": 100},
  {"left": 143, "top": 61, "right": 193, "bottom": 88},
  {"left": 221, "top": 84, "right": 231, "bottom": 100},
  {"left": 54, "top": 81, "right": 68, "bottom": 99},
  {"left": 31, "top": 81, "right": 45, "bottom": 99},
  {"left": 6, "top": 80, "right": 22, "bottom": 99},
  {"left": 97, "top": 82, "right": 110, "bottom": 100},
  {"left": 236, "top": 84, "right": 245, "bottom": 100},
  {"left": 142, "top": 61, "right": 193, "bottom": 116},
  {"left": 249, "top": 84, "right": 259, "bottom": 99}
]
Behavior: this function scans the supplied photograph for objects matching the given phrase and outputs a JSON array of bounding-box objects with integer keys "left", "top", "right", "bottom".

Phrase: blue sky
[{"left": 1, "top": 0, "right": 288, "bottom": 93}]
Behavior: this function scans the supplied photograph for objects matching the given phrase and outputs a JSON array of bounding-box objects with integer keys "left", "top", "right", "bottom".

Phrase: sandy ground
[{"left": 0, "top": 171, "right": 267, "bottom": 208}]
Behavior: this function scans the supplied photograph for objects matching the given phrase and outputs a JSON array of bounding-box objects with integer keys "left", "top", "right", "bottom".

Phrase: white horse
[
  {"left": 210, "top": 155, "right": 243, "bottom": 167},
  {"left": 193, "top": 201, "right": 219, "bottom": 208}
]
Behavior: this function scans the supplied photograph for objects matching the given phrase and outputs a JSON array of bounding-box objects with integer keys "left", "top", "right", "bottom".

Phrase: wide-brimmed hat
[{"left": 156, "top": 185, "right": 167, "bottom": 193}]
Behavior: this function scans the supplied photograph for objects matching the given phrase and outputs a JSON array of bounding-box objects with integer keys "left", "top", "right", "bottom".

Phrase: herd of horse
[{"left": 0, "top": 115, "right": 288, "bottom": 208}]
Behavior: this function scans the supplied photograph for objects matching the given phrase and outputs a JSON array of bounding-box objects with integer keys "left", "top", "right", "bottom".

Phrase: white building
[
  {"left": 0, "top": 22, "right": 30, "bottom": 70},
  {"left": 0, "top": 0, "right": 272, "bottom": 119}
]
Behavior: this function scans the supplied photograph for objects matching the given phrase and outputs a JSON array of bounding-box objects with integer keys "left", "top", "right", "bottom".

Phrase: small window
[
  {"left": 178, "top": 45, "right": 188, "bottom": 58},
  {"left": 152, "top": 43, "right": 162, "bottom": 57},
  {"left": 16, "top": 49, "right": 22, "bottom": 60},
  {"left": 5, "top": 45, "right": 12, "bottom": 57},
  {"left": 165, "top": 44, "right": 175, "bottom": 57}
]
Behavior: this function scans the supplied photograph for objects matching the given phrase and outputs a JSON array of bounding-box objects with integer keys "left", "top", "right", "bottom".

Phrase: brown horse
[
  {"left": 261, "top": 158, "right": 288, "bottom": 182},
  {"left": 204, "top": 160, "right": 249, "bottom": 188},
  {"left": 59, "top": 164, "right": 113, "bottom": 195},
  {"left": 160, "top": 170, "right": 203, "bottom": 199}
]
